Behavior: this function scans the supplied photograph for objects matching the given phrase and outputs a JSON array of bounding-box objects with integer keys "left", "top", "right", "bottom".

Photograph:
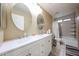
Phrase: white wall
[{"left": 52, "top": 21, "right": 59, "bottom": 38}]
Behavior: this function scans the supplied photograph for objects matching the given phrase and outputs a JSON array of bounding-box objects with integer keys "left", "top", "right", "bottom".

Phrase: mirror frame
[
  {"left": 11, "top": 3, "right": 32, "bottom": 32},
  {"left": 37, "top": 14, "right": 45, "bottom": 34}
]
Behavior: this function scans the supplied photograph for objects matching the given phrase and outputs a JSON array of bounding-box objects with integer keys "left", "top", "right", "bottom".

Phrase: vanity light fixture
[
  {"left": 58, "top": 20, "right": 62, "bottom": 23},
  {"left": 63, "top": 19, "right": 71, "bottom": 21}
]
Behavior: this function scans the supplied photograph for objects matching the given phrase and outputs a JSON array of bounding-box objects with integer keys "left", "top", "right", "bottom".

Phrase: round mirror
[
  {"left": 11, "top": 3, "right": 32, "bottom": 31},
  {"left": 37, "top": 14, "right": 45, "bottom": 34}
]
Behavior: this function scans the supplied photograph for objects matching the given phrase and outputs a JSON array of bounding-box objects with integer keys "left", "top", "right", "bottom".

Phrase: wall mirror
[
  {"left": 11, "top": 3, "right": 32, "bottom": 31},
  {"left": 37, "top": 14, "right": 45, "bottom": 34}
]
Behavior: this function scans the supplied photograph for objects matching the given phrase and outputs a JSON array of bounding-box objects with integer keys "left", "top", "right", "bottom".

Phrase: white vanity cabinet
[{"left": 0, "top": 34, "right": 52, "bottom": 56}]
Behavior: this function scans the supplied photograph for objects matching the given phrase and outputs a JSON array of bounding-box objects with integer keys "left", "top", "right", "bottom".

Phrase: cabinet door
[
  {"left": 40, "top": 36, "right": 52, "bottom": 56},
  {"left": 5, "top": 45, "right": 29, "bottom": 56},
  {"left": 39, "top": 39, "right": 47, "bottom": 56},
  {"left": 28, "top": 41, "right": 42, "bottom": 56},
  {"left": 45, "top": 36, "right": 52, "bottom": 55}
]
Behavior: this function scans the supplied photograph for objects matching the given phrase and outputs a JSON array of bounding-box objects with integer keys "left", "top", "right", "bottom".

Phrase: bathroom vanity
[{"left": 0, "top": 34, "right": 52, "bottom": 56}]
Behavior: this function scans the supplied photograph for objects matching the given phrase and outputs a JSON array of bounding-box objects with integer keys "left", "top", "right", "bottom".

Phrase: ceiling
[{"left": 39, "top": 3, "right": 79, "bottom": 18}]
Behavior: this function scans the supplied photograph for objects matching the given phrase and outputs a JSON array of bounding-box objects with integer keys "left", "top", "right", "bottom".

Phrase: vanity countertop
[{"left": 0, "top": 34, "right": 52, "bottom": 54}]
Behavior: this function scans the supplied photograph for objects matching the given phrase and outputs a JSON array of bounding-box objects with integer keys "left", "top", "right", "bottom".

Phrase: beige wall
[
  {"left": 1, "top": 3, "right": 52, "bottom": 41},
  {"left": 0, "top": 29, "right": 4, "bottom": 43},
  {"left": 42, "top": 10, "right": 52, "bottom": 33},
  {"left": 4, "top": 4, "right": 24, "bottom": 41},
  {"left": 0, "top": 4, "right": 6, "bottom": 42}
]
